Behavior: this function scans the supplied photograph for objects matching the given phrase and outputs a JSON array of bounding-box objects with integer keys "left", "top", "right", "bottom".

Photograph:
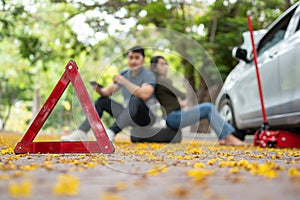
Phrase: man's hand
[
  {"left": 113, "top": 74, "right": 154, "bottom": 101},
  {"left": 113, "top": 74, "right": 126, "bottom": 85},
  {"left": 92, "top": 85, "right": 102, "bottom": 94}
]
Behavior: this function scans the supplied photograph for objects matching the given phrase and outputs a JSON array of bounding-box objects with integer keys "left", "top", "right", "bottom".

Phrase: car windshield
[{"left": 257, "top": 5, "right": 298, "bottom": 56}]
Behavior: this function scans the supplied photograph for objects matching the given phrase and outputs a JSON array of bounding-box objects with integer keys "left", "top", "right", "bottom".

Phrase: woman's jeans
[{"left": 166, "top": 102, "right": 235, "bottom": 139}]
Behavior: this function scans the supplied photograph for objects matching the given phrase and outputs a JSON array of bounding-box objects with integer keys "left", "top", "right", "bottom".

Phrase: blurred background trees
[{"left": 0, "top": 0, "right": 296, "bottom": 132}]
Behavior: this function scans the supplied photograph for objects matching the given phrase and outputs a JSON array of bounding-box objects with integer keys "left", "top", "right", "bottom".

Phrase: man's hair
[{"left": 127, "top": 46, "right": 145, "bottom": 58}]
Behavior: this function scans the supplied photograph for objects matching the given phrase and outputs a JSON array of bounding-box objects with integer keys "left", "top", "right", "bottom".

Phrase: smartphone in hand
[{"left": 89, "top": 81, "right": 103, "bottom": 88}]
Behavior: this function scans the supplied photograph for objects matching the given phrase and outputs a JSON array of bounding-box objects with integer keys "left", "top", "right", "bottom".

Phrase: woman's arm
[
  {"left": 170, "top": 85, "right": 186, "bottom": 99},
  {"left": 159, "top": 77, "right": 186, "bottom": 99}
]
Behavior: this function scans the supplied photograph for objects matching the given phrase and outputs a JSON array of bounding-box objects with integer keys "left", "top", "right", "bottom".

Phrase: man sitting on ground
[{"left": 61, "top": 46, "right": 156, "bottom": 142}]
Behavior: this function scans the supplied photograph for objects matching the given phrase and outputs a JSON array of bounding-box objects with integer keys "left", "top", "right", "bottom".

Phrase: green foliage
[
  {"left": 18, "top": 35, "right": 43, "bottom": 64},
  {"left": 199, "top": 0, "right": 291, "bottom": 79},
  {"left": 0, "top": 0, "right": 89, "bottom": 131},
  {"left": 139, "top": 1, "right": 172, "bottom": 27},
  {"left": 0, "top": 0, "right": 295, "bottom": 131}
]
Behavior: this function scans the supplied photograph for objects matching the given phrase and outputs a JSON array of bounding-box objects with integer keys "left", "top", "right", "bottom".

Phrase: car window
[
  {"left": 291, "top": 5, "right": 300, "bottom": 33},
  {"left": 296, "top": 17, "right": 300, "bottom": 31},
  {"left": 257, "top": 6, "right": 297, "bottom": 55}
]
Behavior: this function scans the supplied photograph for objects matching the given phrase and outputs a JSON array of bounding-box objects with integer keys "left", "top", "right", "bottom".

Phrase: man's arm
[{"left": 113, "top": 74, "right": 154, "bottom": 101}]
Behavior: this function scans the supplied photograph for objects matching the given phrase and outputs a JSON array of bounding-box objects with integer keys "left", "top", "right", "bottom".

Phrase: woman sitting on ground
[{"left": 150, "top": 56, "right": 246, "bottom": 146}]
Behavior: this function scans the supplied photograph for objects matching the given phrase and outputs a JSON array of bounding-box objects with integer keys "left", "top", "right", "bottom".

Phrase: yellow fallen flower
[
  {"left": 288, "top": 167, "right": 300, "bottom": 177},
  {"left": 19, "top": 163, "right": 40, "bottom": 171},
  {"left": 9, "top": 180, "right": 32, "bottom": 197},
  {"left": 84, "top": 162, "right": 96, "bottom": 168},
  {"left": 147, "top": 165, "right": 168, "bottom": 176},
  {"left": 237, "top": 159, "right": 250, "bottom": 168},
  {"left": 1, "top": 147, "right": 14, "bottom": 155},
  {"left": 53, "top": 174, "right": 79, "bottom": 196},
  {"left": 193, "top": 162, "right": 205, "bottom": 168},
  {"left": 101, "top": 192, "right": 124, "bottom": 200},
  {"left": 187, "top": 169, "right": 214, "bottom": 182},
  {"left": 0, "top": 174, "right": 10, "bottom": 180},
  {"left": 115, "top": 181, "right": 127, "bottom": 191},
  {"left": 227, "top": 156, "right": 235, "bottom": 161},
  {"left": 250, "top": 162, "right": 278, "bottom": 179},
  {"left": 218, "top": 161, "right": 229, "bottom": 168},
  {"left": 229, "top": 167, "right": 239, "bottom": 174},
  {"left": 207, "top": 158, "right": 221, "bottom": 166}
]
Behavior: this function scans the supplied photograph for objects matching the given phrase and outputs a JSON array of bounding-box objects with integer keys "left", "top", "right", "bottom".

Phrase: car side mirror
[{"left": 232, "top": 47, "right": 250, "bottom": 63}]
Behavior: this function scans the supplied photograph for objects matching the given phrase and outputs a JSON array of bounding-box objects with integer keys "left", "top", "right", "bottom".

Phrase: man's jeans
[
  {"left": 166, "top": 102, "right": 235, "bottom": 139},
  {"left": 79, "top": 96, "right": 155, "bottom": 134}
]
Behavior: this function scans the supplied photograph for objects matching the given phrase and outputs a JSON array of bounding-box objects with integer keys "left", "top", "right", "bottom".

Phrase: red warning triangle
[{"left": 14, "top": 60, "right": 115, "bottom": 154}]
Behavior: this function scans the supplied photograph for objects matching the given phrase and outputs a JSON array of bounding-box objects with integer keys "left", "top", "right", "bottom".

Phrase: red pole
[{"left": 247, "top": 16, "right": 268, "bottom": 124}]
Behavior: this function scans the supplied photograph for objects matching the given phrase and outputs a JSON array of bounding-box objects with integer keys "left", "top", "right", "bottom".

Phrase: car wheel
[
  {"left": 219, "top": 98, "right": 246, "bottom": 141},
  {"left": 219, "top": 99, "right": 235, "bottom": 126}
]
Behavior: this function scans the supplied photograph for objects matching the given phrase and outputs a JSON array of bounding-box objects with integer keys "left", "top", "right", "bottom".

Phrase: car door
[
  {"left": 278, "top": 5, "right": 300, "bottom": 119},
  {"left": 237, "top": 6, "right": 297, "bottom": 125}
]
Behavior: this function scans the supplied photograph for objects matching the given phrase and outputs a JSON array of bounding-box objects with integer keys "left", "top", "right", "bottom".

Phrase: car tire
[{"left": 218, "top": 98, "right": 246, "bottom": 141}]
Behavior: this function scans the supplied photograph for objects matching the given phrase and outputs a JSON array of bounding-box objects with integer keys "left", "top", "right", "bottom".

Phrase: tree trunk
[
  {"left": 0, "top": 82, "right": 2, "bottom": 129},
  {"left": 209, "top": 16, "right": 218, "bottom": 43},
  {"left": 285, "top": 0, "right": 291, "bottom": 10},
  {"left": 33, "top": 88, "right": 41, "bottom": 117},
  {"left": 2, "top": 105, "right": 12, "bottom": 130}
]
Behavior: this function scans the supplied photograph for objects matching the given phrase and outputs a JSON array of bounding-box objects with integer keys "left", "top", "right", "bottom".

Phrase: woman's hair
[{"left": 150, "top": 56, "right": 165, "bottom": 75}]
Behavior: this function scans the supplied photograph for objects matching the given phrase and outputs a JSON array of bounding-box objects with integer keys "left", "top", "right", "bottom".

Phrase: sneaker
[
  {"left": 106, "top": 129, "right": 115, "bottom": 142},
  {"left": 61, "top": 129, "right": 88, "bottom": 141}
]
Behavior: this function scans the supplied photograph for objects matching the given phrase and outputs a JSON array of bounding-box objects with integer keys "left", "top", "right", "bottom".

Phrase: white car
[{"left": 215, "top": 2, "right": 300, "bottom": 139}]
